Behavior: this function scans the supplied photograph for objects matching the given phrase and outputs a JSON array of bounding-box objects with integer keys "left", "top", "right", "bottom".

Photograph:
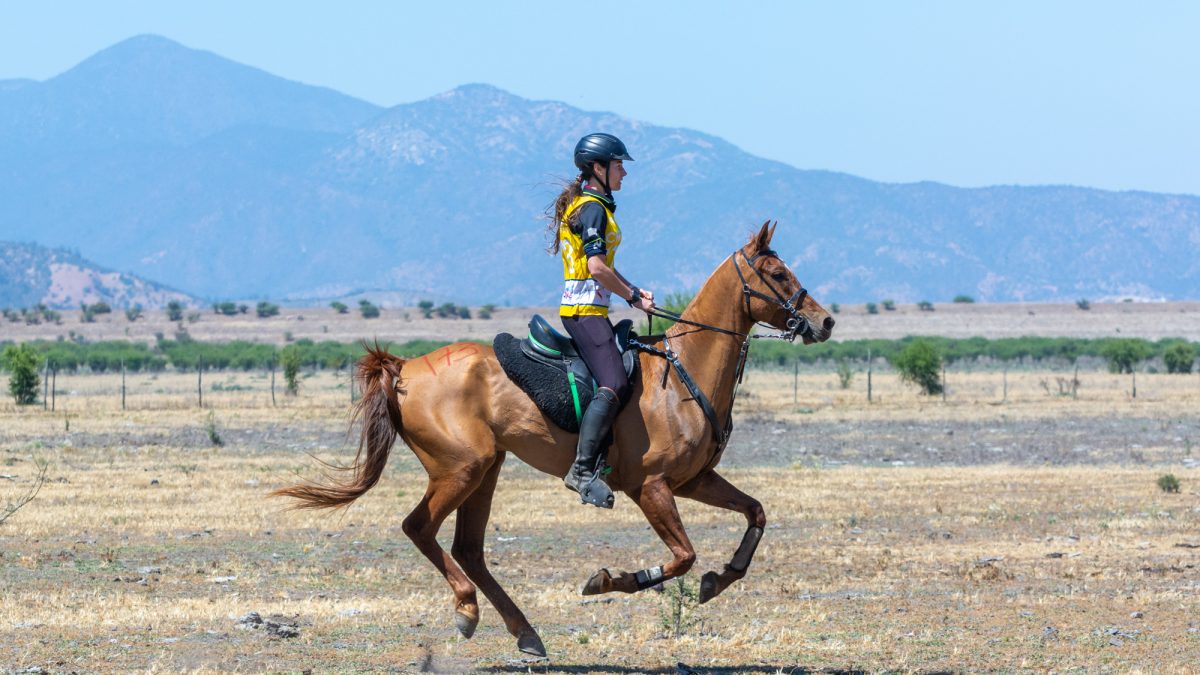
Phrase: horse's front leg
[
  {"left": 582, "top": 477, "right": 696, "bottom": 595},
  {"left": 675, "top": 470, "right": 766, "bottom": 604}
]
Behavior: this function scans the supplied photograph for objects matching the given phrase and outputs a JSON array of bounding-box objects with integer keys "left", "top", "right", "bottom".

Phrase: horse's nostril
[{"left": 823, "top": 316, "right": 835, "bottom": 331}]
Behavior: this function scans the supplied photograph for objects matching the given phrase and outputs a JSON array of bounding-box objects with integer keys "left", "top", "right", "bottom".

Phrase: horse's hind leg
[
  {"left": 400, "top": 453, "right": 492, "bottom": 640},
  {"left": 582, "top": 477, "right": 697, "bottom": 595},
  {"left": 450, "top": 451, "right": 546, "bottom": 657},
  {"left": 675, "top": 469, "right": 766, "bottom": 603}
]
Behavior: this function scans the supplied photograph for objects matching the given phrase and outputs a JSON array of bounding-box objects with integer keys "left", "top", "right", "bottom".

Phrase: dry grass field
[
  {"left": 2, "top": 362, "right": 1198, "bottom": 673},
  {"left": 5, "top": 300, "right": 1200, "bottom": 345}
]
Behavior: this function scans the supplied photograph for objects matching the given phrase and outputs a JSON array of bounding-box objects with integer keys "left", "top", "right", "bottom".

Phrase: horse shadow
[{"left": 476, "top": 664, "right": 928, "bottom": 675}]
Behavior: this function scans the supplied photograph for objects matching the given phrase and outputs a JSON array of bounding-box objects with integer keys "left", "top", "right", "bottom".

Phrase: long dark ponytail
[{"left": 545, "top": 172, "right": 586, "bottom": 254}]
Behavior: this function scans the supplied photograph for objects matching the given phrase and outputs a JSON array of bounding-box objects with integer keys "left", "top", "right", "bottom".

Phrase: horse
[{"left": 271, "top": 222, "right": 835, "bottom": 656}]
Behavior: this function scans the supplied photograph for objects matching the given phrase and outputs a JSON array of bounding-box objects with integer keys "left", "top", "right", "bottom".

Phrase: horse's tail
[{"left": 270, "top": 342, "right": 406, "bottom": 510}]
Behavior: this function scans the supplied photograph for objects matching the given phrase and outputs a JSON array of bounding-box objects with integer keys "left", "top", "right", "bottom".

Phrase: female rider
[{"left": 549, "top": 132, "right": 656, "bottom": 509}]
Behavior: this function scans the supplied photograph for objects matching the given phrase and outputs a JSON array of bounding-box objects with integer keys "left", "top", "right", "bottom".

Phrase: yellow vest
[{"left": 559, "top": 194, "right": 621, "bottom": 317}]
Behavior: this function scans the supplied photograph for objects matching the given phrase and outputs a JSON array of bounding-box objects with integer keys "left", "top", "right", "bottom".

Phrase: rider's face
[{"left": 593, "top": 160, "right": 626, "bottom": 192}]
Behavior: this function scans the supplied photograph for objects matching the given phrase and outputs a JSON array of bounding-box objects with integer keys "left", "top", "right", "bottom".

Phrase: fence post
[
  {"left": 43, "top": 358, "right": 49, "bottom": 411},
  {"left": 1131, "top": 369, "right": 1137, "bottom": 399},
  {"left": 866, "top": 348, "right": 873, "bottom": 403}
]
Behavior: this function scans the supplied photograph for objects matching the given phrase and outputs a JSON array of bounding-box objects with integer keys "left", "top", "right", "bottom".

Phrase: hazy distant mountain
[
  {"left": 0, "top": 241, "right": 195, "bottom": 309},
  {"left": 1, "top": 35, "right": 1197, "bottom": 305}
]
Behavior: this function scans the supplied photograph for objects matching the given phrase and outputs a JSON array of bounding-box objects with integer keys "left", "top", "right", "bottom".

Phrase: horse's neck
[{"left": 669, "top": 259, "right": 752, "bottom": 413}]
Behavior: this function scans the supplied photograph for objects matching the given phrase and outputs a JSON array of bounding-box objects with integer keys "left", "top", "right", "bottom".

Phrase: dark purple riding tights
[{"left": 561, "top": 315, "right": 630, "bottom": 405}]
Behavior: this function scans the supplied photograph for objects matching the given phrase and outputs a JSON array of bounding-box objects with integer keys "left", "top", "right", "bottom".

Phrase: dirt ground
[
  {"left": 2, "top": 368, "right": 1198, "bottom": 672},
  {"left": 5, "top": 300, "right": 1200, "bottom": 346}
]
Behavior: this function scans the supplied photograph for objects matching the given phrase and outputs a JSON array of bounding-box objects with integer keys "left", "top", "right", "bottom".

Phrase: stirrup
[{"left": 565, "top": 470, "right": 614, "bottom": 509}]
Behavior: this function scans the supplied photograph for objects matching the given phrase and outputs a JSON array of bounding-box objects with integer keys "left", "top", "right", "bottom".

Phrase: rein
[{"left": 627, "top": 249, "right": 813, "bottom": 452}]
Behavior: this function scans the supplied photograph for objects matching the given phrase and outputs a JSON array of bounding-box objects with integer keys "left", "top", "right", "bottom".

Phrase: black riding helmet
[
  {"left": 574, "top": 133, "right": 633, "bottom": 197},
  {"left": 573, "top": 133, "right": 634, "bottom": 172}
]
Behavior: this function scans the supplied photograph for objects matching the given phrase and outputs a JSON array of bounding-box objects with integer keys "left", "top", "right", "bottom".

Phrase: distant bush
[
  {"left": 3, "top": 343, "right": 40, "bottom": 405},
  {"left": 437, "top": 303, "right": 458, "bottom": 318},
  {"left": 1157, "top": 474, "right": 1181, "bottom": 494},
  {"left": 166, "top": 301, "right": 185, "bottom": 322},
  {"left": 1101, "top": 339, "right": 1150, "bottom": 374},
  {"left": 952, "top": 295, "right": 975, "bottom": 304},
  {"left": 865, "top": 302, "right": 878, "bottom": 315},
  {"left": 881, "top": 299, "right": 896, "bottom": 311},
  {"left": 281, "top": 346, "right": 301, "bottom": 395},
  {"left": 1076, "top": 298, "right": 1091, "bottom": 311},
  {"left": 359, "top": 300, "right": 381, "bottom": 319},
  {"left": 836, "top": 360, "right": 853, "bottom": 389},
  {"left": 418, "top": 300, "right": 434, "bottom": 319},
  {"left": 891, "top": 339, "right": 943, "bottom": 396},
  {"left": 125, "top": 305, "right": 143, "bottom": 322},
  {"left": 457, "top": 306, "right": 471, "bottom": 320},
  {"left": 255, "top": 301, "right": 280, "bottom": 318},
  {"left": 917, "top": 301, "right": 934, "bottom": 312},
  {"left": 829, "top": 303, "right": 840, "bottom": 314},
  {"left": 1163, "top": 342, "right": 1195, "bottom": 374},
  {"left": 213, "top": 302, "right": 239, "bottom": 316},
  {"left": 330, "top": 301, "right": 348, "bottom": 314}
]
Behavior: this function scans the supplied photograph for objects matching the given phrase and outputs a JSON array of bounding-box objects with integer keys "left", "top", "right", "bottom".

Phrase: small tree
[
  {"left": 256, "top": 301, "right": 280, "bottom": 318},
  {"left": 166, "top": 300, "right": 185, "bottom": 322},
  {"left": 359, "top": 300, "right": 380, "bottom": 319},
  {"left": 3, "top": 343, "right": 40, "bottom": 405},
  {"left": 478, "top": 304, "right": 495, "bottom": 320},
  {"left": 830, "top": 303, "right": 840, "bottom": 314},
  {"left": 891, "top": 339, "right": 943, "bottom": 395},
  {"left": 1101, "top": 339, "right": 1150, "bottom": 374},
  {"left": 836, "top": 360, "right": 854, "bottom": 389},
  {"left": 418, "top": 300, "right": 434, "bottom": 319},
  {"left": 330, "top": 301, "right": 348, "bottom": 314},
  {"left": 125, "top": 304, "right": 143, "bottom": 322},
  {"left": 881, "top": 299, "right": 896, "bottom": 311},
  {"left": 952, "top": 295, "right": 975, "bottom": 304},
  {"left": 1076, "top": 298, "right": 1091, "bottom": 311},
  {"left": 917, "top": 301, "right": 934, "bottom": 311},
  {"left": 865, "top": 302, "right": 878, "bottom": 315},
  {"left": 281, "top": 346, "right": 302, "bottom": 395},
  {"left": 1163, "top": 342, "right": 1195, "bottom": 374},
  {"left": 457, "top": 306, "right": 472, "bottom": 320}
]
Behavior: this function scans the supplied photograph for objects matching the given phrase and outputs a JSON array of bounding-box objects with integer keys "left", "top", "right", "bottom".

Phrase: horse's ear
[
  {"left": 752, "top": 220, "right": 771, "bottom": 252},
  {"left": 768, "top": 221, "right": 777, "bottom": 244}
]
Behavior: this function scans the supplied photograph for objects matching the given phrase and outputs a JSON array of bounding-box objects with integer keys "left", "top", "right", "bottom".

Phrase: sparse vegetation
[
  {"left": 3, "top": 343, "right": 41, "bottom": 405},
  {"left": 124, "top": 304, "right": 143, "bottom": 322},
  {"left": 330, "top": 301, "right": 348, "bottom": 314},
  {"left": 918, "top": 300, "right": 934, "bottom": 311},
  {"left": 1076, "top": 298, "right": 1091, "bottom": 310},
  {"left": 213, "top": 302, "right": 239, "bottom": 316},
  {"left": 953, "top": 295, "right": 975, "bottom": 303},
  {"left": 0, "top": 457, "right": 48, "bottom": 526},
  {"left": 1156, "top": 473, "right": 1180, "bottom": 493},
  {"left": 881, "top": 299, "right": 896, "bottom": 311},
  {"left": 1163, "top": 342, "right": 1195, "bottom": 374},
  {"left": 418, "top": 300, "right": 434, "bottom": 319},
  {"left": 358, "top": 300, "right": 381, "bottom": 319},
  {"left": 891, "top": 339, "right": 943, "bottom": 395},
  {"left": 281, "top": 346, "right": 301, "bottom": 395},
  {"left": 255, "top": 301, "right": 280, "bottom": 318},
  {"left": 477, "top": 304, "right": 495, "bottom": 320},
  {"left": 836, "top": 359, "right": 854, "bottom": 389},
  {"left": 205, "top": 411, "right": 224, "bottom": 447},
  {"left": 658, "top": 576, "right": 702, "bottom": 638},
  {"left": 865, "top": 302, "right": 878, "bottom": 315},
  {"left": 80, "top": 301, "right": 111, "bottom": 323},
  {"left": 166, "top": 301, "right": 185, "bottom": 322}
]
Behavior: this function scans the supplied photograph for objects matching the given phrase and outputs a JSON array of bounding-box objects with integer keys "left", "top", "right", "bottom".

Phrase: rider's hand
[{"left": 635, "top": 294, "right": 656, "bottom": 314}]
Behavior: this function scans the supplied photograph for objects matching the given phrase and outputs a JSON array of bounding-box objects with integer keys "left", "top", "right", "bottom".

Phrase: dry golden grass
[{"left": 2, "top": 368, "right": 1198, "bottom": 672}]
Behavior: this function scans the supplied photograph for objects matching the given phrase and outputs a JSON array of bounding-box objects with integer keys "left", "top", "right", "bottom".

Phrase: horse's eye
[{"left": 770, "top": 271, "right": 787, "bottom": 282}]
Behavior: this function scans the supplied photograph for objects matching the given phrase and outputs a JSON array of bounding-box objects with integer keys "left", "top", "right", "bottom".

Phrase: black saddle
[{"left": 493, "top": 315, "right": 639, "bottom": 433}]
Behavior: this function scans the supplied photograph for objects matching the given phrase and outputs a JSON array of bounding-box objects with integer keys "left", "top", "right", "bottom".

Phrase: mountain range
[{"left": 1, "top": 34, "right": 1197, "bottom": 308}]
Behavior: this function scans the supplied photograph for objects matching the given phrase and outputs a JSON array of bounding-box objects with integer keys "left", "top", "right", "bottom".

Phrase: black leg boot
[{"left": 564, "top": 387, "right": 619, "bottom": 508}]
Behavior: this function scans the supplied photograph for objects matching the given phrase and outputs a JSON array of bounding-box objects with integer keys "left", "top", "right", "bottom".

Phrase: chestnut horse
[{"left": 272, "top": 223, "right": 834, "bottom": 656}]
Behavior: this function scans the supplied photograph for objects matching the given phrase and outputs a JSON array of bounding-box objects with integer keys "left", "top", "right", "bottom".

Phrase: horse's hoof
[
  {"left": 454, "top": 607, "right": 479, "bottom": 638},
  {"left": 517, "top": 629, "right": 546, "bottom": 657},
  {"left": 698, "top": 571, "right": 719, "bottom": 604},
  {"left": 582, "top": 568, "right": 613, "bottom": 595}
]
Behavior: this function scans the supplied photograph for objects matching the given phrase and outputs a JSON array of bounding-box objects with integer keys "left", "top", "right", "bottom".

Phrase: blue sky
[{"left": 2, "top": 1, "right": 1197, "bottom": 195}]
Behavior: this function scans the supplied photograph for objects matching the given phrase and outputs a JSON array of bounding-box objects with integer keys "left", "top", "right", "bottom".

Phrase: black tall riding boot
[{"left": 564, "top": 387, "right": 619, "bottom": 509}]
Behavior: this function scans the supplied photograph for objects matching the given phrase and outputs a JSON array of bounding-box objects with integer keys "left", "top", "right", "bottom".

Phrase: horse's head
[{"left": 734, "top": 221, "right": 835, "bottom": 344}]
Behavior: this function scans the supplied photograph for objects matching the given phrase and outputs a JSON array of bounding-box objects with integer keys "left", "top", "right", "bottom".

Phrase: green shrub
[
  {"left": 1101, "top": 339, "right": 1150, "bottom": 374},
  {"left": 865, "top": 302, "right": 878, "bottom": 315},
  {"left": 917, "top": 301, "right": 934, "bottom": 311},
  {"left": 125, "top": 305, "right": 143, "bottom": 322},
  {"left": 3, "top": 343, "right": 40, "bottom": 405},
  {"left": 830, "top": 303, "right": 840, "bottom": 314},
  {"left": 437, "top": 302, "right": 457, "bottom": 318},
  {"left": 1163, "top": 342, "right": 1195, "bottom": 374},
  {"left": 891, "top": 339, "right": 943, "bottom": 395},
  {"left": 1157, "top": 474, "right": 1180, "bottom": 493},
  {"left": 952, "top": 295, "right": 974, "bottom": 304},
  {"left": 330, "top": 301, "right": 348, "bottom": 314},
  {"left": 881, "top": 299, "right": 895, "bottom": 311},
  {"left": 255, "top": 301, "right": 280, "bottom": 318},
  {"left": 281, "top": 346, "right": 302, "bottom": 395},
  {"left": 836, "top": 360, "right": 853, "bottom": 389},
  {"left": 418, "top": 300, "right": 434, "bottom": 319},
  {"left": 359, "top": 300, "right": 381, "bottom": 319},
  {"left": 457, "top": 306, "right": 471, "bottom": 320},
  {"left": 1076, "top": 299, "right": 1091, "bottom": 310},
  {"left": 214, "top": 302, "right": 239, "bottom": 316},
  {"left": 166, "top": 301, "right": 185, "bottom": 322}
]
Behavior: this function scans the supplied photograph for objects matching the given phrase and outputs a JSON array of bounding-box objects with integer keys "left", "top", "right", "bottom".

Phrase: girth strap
[{"left": 628, "top": 337, "right": 732, "bottom": 449}]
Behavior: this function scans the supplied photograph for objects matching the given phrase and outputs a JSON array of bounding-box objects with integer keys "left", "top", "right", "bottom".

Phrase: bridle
[
  {"left": 627, "top": 248, "right": 816, "bottom": 456},
  {"left": 642, "top": 248, "right": 813, "bottom": 343}
]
